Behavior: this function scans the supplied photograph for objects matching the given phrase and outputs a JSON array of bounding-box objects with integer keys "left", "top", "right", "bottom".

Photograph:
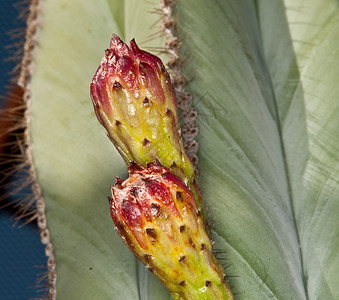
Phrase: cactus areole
[{"left": 110, "top": 162, "right": 233, "bottom": 300}]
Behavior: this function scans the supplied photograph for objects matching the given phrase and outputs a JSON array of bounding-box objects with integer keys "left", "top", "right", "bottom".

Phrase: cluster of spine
[
  {"left": 4, "top": 0, "right": 57, "bottom": 298},
  {"left": 160, "top": 0, "right": 199, "bottom": 166},
  {"left": 22, "top": 1, "right": 57, "bottom": 298}
]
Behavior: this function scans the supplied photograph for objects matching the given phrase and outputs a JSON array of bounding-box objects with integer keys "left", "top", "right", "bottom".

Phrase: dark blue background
[{"left": 0, "top": 1, "right": 46, "bottom": 299}]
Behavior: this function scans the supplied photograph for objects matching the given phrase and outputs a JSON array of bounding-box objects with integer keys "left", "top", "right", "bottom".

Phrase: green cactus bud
[
  {"left": 90, "top": 34, "right": 206, "bottom": 224},
  {"left": 110, "top": 161, "right": 233, "bottom": 300}
]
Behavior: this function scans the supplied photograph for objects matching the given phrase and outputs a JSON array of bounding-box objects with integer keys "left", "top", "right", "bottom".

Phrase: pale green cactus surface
[{"left": 26, "top": 0, "right": 339, "bottom": 299}]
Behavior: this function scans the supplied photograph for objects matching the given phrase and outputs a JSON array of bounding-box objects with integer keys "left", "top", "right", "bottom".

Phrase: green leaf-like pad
[
  {"left": 177, "top": 0, "right": 339, "bottom": 299},
  {"left": 28, "top": 0, "right": 339, "bottom": 299}
]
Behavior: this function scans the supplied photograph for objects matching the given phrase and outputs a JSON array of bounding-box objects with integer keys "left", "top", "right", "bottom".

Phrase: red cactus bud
[
  {"left": 90, "top": 35, "right": 182, "bottom": 167},
  {"left": 110, "top": 162, "right": 233, "bottom": 300}
]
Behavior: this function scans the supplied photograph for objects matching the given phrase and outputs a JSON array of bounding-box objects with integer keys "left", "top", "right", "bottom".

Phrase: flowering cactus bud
[
  {"left": 90, "top": 34, "right": 206, "bottom": 223},
  {"left": 110, "top": 161, "right": 233, "bottom": 300},
  {"left": 90, "top": 34, "right": 193, "bottom": 175}
]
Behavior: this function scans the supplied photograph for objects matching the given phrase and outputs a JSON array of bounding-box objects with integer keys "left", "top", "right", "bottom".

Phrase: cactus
[{"left": 2, "top": 0, "right": 339, "bottom": 299}]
